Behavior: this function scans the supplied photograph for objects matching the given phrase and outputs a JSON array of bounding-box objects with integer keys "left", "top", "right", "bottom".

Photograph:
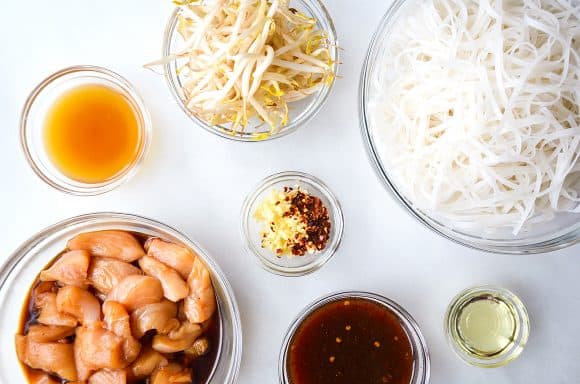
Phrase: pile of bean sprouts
[
  {"left": 370, "top": 0, "right": 580, "bottom": 234},
  {"left": 154, "top": 0, "right": 334, "bottom": 136}
]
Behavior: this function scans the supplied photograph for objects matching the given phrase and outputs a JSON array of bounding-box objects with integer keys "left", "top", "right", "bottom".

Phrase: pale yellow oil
[{"left": 455, "top": 296, "right": 517, "bottom": 357}]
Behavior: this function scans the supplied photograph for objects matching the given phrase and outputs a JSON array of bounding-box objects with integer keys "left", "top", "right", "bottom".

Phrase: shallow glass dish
[
  {"left": 359, "top": 0, "right": 580, "bottom": 254},
  {"left": 20, "top": 66, "right": 151, "bottom": 195},
  {"left": 444, "top": 285, "right": 530, "bottom": 368},
  {"left": 162, "top": 0, "right": 338, "bottom": 142},
  {"left": 279, "top": 291, "right": 430, "bottom": 384},
  {"left": 241, "top": 171, "right": 343, "bottom": 276},
  {"left": 0, "top": 212, "right": 242, "bottom": 384}
]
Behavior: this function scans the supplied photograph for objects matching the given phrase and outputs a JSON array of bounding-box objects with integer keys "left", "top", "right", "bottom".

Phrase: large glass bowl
[
  {"left": 162, "top": 0, "right": 338, "bottom": 142},
  {"left": 359, "top": 0, "right": 580, "bottom": 254},
  {"left": 0, "top": 212, "right": 242, "bottom": 383}
]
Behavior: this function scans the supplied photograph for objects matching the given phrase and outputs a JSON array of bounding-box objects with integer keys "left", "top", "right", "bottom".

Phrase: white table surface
[{"left": 0, "top": 1, "right": 579, "bottom": 383}]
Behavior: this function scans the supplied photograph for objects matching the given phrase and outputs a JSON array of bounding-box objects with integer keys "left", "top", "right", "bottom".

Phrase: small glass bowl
[
  {"left": 359, "top": 0, "right": 580, "bottom": 253},
  {"left": 20, "top": 66, "right": 152, "bottom": 195},
  {"left": 444, "top": 286, "right": 530, "bottom": 368},
  {"left": 279, "top": 291, "right": 430, "bottom": 384},
  {"left": 241, "top": 171, "right": 343, "bottom": 276},
  {"left": 162, "top": 0, "right": 338, "bottom": 142},
  {"left": 0, "top": 212, "right": 242, "bottom": 383}
]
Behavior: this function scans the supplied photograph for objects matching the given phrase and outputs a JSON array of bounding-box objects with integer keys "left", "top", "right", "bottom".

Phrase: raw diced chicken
[
  {"left": 75, "top": 325, "right": 126, "bottom": 379},
  {"left": 122, "top": 336, "right": 142, "bottom": 367},
  {"left": 130, "top": 300, "right": 178, "bottom": 339},
  {"left": 107, "top": 275, "right": 164, "bottom": 312},
  {"left": 152, "top": 322, "right": 202, "bottom": 353},
  {"left": 27, "top": 372, "right": 61, "bottom": 384},
  {"left": 15, "top": 334, "right": 77, "bottom": 381},
  {"left": 89, "top": 257, "right": 142, "bottom": 294},
  {"left": 18, "top": 233, "right": 219, "bottom": 384},
  {"left": 35, "top": 292, "right": 77, "bottom": 327},
  {"left": 27, "top": 324, "right": 75, "bottom": 343},
  {"left": 184, "top": 258, "right": 216, "bottom": 323},
  {"left": 103, "top": 301, "right": 141, "bottom": 364},
  {"left": 39, "top": 250, "right": 90, "bottom": 287},
  {"left": 150, "top": 363, "right": 192, "bottom": 384},
  {"left": 185, "top": 337, "right": 210, "bottom": 359},
  {"left": 33, "top": 281, "right": 56, "bottom": 296},
  {"left": 145, "top": 238, "right": 196, "bottom": 279},
  {"left": 56, "top": 286, "right": 101, "bottom": 325},
  {"left": 88, "top": 369, "right": 127, "bottom": 384},
  {"left": 74, "top": 331, "right": 93, "bottom": 382},
  {"left": 130, "top": 346, "right": 169, "bottom": 378},
  {"left": 139, "top": 256, "right": 189, "bottom": 302},
  {"left": 68, "top": 231, "right": 145, "bottom": 262},
  {"left": 103, "top": 301, "right": 131, "bottom": 338}
]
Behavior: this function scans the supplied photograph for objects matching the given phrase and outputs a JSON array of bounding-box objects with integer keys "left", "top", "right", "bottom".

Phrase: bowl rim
[
  {"left": 278, "top": 290, "right": 431, "bottom": 384},
  {"left": 358, "top": 0, "right": 580, "bottom": 255},
  {"left": 161, "top": 0, "right": 339, "bottom": 142},
  {"left": 240, "top": 171, "right": 344, "bottom": 276},
  {"left": 0, "top": 212, "right": 243, "bottom": 384},
  {"left": 19, "top": 65, "right": 152, "bottom": 196}
]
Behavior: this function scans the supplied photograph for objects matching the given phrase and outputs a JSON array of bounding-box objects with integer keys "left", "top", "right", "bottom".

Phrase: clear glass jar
[
  {"left": 20, "top": 66, "right": 151, "bottom": 195},
  {"left": 358, "top": 0, "right": 580, "bottom": 253},
  {"left": 161, "top": 0, "right": 339, "bottom": 141},
  {"left": 0, "top": 212, "right": 242, "bottom": 383},
  {"left": 279, "top": 291, "right": 430, "bottom": 384},
  {"left": 241, "top": 171, "right": 344, "bottom": 276}
]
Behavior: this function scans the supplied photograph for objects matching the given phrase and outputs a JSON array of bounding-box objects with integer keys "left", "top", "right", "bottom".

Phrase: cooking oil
[{"left": 445, "top": 286, "right": 529, "bottom": 368}]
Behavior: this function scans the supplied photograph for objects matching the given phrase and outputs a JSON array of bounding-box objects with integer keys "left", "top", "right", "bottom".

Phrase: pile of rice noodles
[{"left": 370, "top": 0, "right": 580, "bottom": 234}]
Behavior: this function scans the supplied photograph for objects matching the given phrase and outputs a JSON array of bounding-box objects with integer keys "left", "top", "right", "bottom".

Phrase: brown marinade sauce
[
  {"left": 287, "top": 298, "right": 413, "bottom": 384},
  {"left": 18, "top": 233, "right": 220, "bottom": 384}
]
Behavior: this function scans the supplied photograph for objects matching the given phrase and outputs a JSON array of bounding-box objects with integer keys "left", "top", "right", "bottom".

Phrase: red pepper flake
[{"left": 285, "top": 187, "right": 331, "bottom": 256}]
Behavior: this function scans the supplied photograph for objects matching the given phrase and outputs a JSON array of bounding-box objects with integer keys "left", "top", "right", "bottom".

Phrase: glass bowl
[
  {"left": 359, "top": 0, "right": 580, "bottom": 254},
  {"left": 162, "top": 0, "right": 338, "bottom": 142},
  {"left": 0, "top": 212, "right": 242, "bottom": 384},
  {"left": 20, "top": 66, "right": 152, "bottom": 195},
  {"left": 444, "top": 285, "right": 530, "bottom": 368},
  {"left": 279, "top": 291, "right": 430, "bottom": 384},
  {"left": 241, "top": 171, "right": 343, "bottom": 276}
]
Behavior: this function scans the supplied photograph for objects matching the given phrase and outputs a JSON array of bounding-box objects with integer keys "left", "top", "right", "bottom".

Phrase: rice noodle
[{"left": 370, "top": 0, "right": 580, "bottom": 235}]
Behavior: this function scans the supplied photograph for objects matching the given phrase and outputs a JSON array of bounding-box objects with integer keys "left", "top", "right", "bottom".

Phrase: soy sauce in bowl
[{"left": 284, "top": 295, "right": 422, "bottom": 384}]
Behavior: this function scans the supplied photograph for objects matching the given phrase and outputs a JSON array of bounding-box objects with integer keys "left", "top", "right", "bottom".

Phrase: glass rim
[
  {"left": 240, "top": 171, "right": 344, "bottom": 276},
  {"left": 358, "top": 0, "right": 580, "bottom": 254},
  {"left": 444, "top": 285, "right": 530, "bottom": 368},
  {"left": 161, "top": 0, "right": 339, "bottom": 142},
  {"left": 278, "top": 290, "right": 430, "bottom": 384},
  {"left": 0, "top": 211, "right": 243, "bottom": 384},
  {"left": 20, "top": 65, "right": 152, "bottom": 196}
]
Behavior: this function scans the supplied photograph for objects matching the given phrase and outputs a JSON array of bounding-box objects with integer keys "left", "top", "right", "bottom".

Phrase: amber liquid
[{"left": 44, "top": 84, "right": 141, "bottom": 183}]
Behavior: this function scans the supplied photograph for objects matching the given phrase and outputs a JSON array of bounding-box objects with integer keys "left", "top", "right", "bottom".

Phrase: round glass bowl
[
  {"left": 279, "top": 291, "right": 430, "bottom": 384},
  {"left": 0, "top": 212, "right": 242, "bottom": 384},
  {"left": 162, "top": 0, "right": 338, "bottom": 142},
  {"left": 445, "top": 286, "right": 530, "bottom": 368},
  {"left": 241, "top": 171, "right": 343, "bottom": 276},
  {"left": 20, "top": 66, "right": 151, "bottom": 195},
  {"left": 359, "top": 0, "right": 580, "bottom": 254}
]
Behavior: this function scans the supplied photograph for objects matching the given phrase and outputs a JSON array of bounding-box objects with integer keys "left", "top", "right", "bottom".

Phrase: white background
[{"left": 0, "top": 1, "right": 579, "bottom": 383}]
